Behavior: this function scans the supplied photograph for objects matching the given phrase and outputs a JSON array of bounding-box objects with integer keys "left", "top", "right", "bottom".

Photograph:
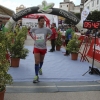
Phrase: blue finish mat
[{"left": 8, "top": 46, "right": 100, "bottom": 82}]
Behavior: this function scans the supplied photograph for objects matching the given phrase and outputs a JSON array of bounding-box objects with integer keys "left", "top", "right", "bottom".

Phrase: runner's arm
[
  {"left": 29, "top": 28, "right": 35, "bottom": 40},
  {"left": 47, "top": 28, "right": 52, "bottom": 40}
]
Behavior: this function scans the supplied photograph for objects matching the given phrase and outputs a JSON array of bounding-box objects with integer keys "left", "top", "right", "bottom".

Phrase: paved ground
[
  {"left": 6, "top": 81, "right": 100, "bottom": 93},
  {"left": 4, "top": 91, "right": 100, "bottom": 100},
  {"left": 25, "top": 35, "right": 100, "bottom": 68},
  {"left": 5, "top": 35, "right": 100, "bottom": 100}
]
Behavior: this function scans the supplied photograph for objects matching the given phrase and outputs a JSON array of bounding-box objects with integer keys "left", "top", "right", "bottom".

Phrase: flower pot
[
  {"left": 11, "top": 58, "right": 20, "bottom": 67},
  {"left": 56, "top": 46, "right": 61, "bottom": 51},
  {"left": 71, "top": 53, "right": 78, "bottom": 60},
  {"left": 0, "top": 90, "right": 5, "bottom": 100}
]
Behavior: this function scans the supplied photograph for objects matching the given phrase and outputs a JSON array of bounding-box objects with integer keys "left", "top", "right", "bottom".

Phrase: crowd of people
[
  {"left": 85, "top": 29, "right": 100, "bottom": 38},
  {"left": 58, "top": 24, "right": 78, "bottom": 32}
]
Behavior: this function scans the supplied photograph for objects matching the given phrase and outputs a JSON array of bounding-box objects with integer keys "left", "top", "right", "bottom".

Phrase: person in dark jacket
[
  {"left": 64, "top": 25, "right": 73, "bottom": 56},
  {"left": 0, "top": 20, "right": 3, "bottom": 31}
]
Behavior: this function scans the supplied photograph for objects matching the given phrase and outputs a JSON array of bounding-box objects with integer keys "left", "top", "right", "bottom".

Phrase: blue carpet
[{"left": 8, "top": 46, "right": 100, "bottom": 82}]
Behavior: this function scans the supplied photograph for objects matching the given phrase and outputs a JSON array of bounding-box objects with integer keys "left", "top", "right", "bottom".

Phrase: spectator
[
  {"left": 64, "top": 25, "right": 73, "bottom": 56},
  {"left": 0, "top": 20, "right": 3, "bottom": 31}
]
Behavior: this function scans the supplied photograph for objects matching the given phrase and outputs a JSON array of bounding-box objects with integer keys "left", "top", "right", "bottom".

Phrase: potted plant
[
  {"left": 23, "top": 26, "right": 28, "bottom": 39},
  {"left": 55, "top": 31, "right": 62, "bottom": 51},
  {"left": 0, "top": 32, "right": 13, "bottom": 100},
  {"left": 14, "top": 26, "right": 28, "bottom": 39},
  {"left": 66, "top": 34, "right": 80, "bottom": 60},
  {"left": 6, "top": 27, "right": 29, "bottom": 67}
]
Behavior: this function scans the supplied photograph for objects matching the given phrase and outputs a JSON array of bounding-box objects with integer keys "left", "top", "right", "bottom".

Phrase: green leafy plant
[
  {"left": 86, "top": 10, "right": 100, "bottom": 21},
  {"left": 0, "top": 32, "right": 13, "bottom": 92},
  {"left": 66, "top": 34, "right": 80, "bottom": 53},
  {"left": 6, "top": 27, "right": 29, "bottom": 59},
  {"left": 55, "top": 31, "right": 62, "bottom": 46}
]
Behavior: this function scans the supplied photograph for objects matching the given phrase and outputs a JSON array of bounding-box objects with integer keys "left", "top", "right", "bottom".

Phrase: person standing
[
  {"left": 64, "top": 25, "right": 73, "bottom": 56},
  {"left": 49, "top": 23, "right": 57, "bottom": 52},
  {"left": 0, "top": 20, "right": 3, "bottom": 31},
  {"left": 97, "top": 29, "right": 100, "bottom": 38},
  {"left": 30, "top": 16, "right": 52, "bottom": 83}
]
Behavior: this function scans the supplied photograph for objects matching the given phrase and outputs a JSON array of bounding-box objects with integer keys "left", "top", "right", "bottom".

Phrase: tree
[
  {"left": 86, "top": 10, "right": 100, "bottom": 21},
  {"left": 75, "top": 13, "right": 81, "bottom": 19}
]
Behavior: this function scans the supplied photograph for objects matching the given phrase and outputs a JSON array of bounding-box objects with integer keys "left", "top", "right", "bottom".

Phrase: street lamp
[{"left": 80, "top": 3, "right": 84, "bottom": 13}]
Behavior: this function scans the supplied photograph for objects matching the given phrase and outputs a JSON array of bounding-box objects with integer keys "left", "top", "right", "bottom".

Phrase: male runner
[{"left": 30, "top": 16, "right": 52, "bottom": 83}]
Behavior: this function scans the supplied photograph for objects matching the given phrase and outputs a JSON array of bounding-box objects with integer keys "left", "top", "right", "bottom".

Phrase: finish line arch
[{"left": 5, "top": 0, "right": 86, "bottom": 32}]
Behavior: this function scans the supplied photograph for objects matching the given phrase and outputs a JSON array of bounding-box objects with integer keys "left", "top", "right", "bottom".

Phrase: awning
[
  {"left": 0, "top": 5, "right": 15, "bottom": 16},
  {"left": 0, "top": 14, "right": 10, "bottom": 18}
]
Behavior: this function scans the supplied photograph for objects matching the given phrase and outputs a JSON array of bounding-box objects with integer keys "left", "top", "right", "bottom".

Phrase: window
[
  {"left": 87, "top": 6, "right": 89, "bottom": 9},
  {"left": 67, "top": 5, "right": 68, "bottom": 7},
  {"left": 92, "top": 0, "right": 94, "bottom": 7},
  {"left": 60, "top": 5, "right": 62, "bottom": 8},
  {"left": 97, "top": 0, "right": 99, "bottom": 5},
  {"left": 85, "top": 0, "right": 88, "bottom": 3}
]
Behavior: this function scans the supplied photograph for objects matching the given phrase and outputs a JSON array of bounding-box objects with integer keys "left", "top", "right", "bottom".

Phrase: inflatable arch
[{"left": 5, "top": 0, "right": 87, "bottom": 32}]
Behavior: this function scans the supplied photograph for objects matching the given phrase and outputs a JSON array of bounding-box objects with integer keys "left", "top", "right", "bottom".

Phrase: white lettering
[
  {"left": 13, "top": 8, "right": 32, "bottom": 19},
  {"left": 59, "top": 10, "right": 78, "bottom": 22}
]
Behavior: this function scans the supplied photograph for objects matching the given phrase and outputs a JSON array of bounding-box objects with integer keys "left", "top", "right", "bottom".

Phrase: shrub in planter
[
  {"left": 55, "top": 31, "right": 62, "bottom": 51},
  {"left": 6, "top": 27, "right": 29, "bottom": 67},
  {"left": 0, "top": 32, "right": 13, "bottom": 100},
  {"left": 66, "top": 34, "right": 80, "bottom": 60}
]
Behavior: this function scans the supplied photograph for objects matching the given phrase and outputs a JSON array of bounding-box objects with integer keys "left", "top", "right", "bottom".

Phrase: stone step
[{"left": 6, "top": 81, "right": 100, "bottom": 93}]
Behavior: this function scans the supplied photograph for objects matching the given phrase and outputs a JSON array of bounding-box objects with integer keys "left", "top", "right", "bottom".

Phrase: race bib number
[{"left": 36, "top": 34, "right": 44, "bottom": 42}]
